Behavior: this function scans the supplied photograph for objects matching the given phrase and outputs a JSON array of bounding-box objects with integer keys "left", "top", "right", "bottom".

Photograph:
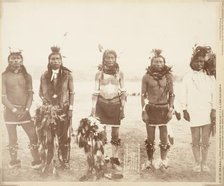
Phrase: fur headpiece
[
  {"left": 51, "top": 46, "right": 60, "bottom": 53},
  {"left": 48, "top": 46, "right": 62, "bottom": 62},
  {"left": 150, "top": 49, "right": 166, "bottom": 64},
  {"left": 192, "top": 44, "right": 211, "bottom": 58},
  {"left": 8, "top": 47, "right": 23, "bottom": 61},
  {"left": 190, "top": 44, "right": 216, "bottom": 76},
  {"left": 152, "top": 49, "right": 162, "bottom": 57}
]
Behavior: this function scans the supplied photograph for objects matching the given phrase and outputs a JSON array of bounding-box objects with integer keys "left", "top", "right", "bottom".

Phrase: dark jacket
[{"left": 39, "top": 68, "right": 74, "bottom": 108}]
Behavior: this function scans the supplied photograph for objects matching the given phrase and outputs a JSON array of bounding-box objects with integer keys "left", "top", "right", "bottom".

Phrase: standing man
[
  {"left": 141, "top": 49, "right": 174, "bottom": 169},
  {"left": 2, "top": 50, "right": 41, "bottom": 169},
  {"left": 181, "top": 46, "right": 216, "bottom": 172},
  {"left": 39, "top": 46, "right": 74, "bottom": 169},
  {"left": 91, "top": 49, "right": 126, "bottom": 174}
]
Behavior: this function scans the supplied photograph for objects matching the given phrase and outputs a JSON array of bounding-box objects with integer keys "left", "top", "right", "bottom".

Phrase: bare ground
[{"left": 1, "top": 96, "right": 216, "bottom": 183}]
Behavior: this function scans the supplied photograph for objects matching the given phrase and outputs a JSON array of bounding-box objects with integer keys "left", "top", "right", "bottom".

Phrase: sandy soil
[{"left": 1, "top": 95, "right": 216, "bottom": 183}]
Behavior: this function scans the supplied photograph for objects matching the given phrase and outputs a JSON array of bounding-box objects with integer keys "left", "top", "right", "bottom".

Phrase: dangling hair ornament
[
  {"left": 98, "top": 44, "right": 104, "bottom": 53},
  {"left": 97, "top": 44, "right": 104, "bottom": 71}
]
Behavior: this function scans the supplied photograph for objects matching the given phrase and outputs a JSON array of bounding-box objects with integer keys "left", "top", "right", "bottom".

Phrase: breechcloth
[
  {"left": 145, "top": 103, "right": 169, "bottom": 125},
  {"left": 4, "top": 105, "right": 31, "bottom": 125},
  {"left": 96, "top": 96, "right": 121, "bottom": 125}
]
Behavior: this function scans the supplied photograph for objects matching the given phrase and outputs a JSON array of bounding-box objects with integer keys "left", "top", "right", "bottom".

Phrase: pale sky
[{"left": 0, "top": 1, "right": 219, "bottom": 79}]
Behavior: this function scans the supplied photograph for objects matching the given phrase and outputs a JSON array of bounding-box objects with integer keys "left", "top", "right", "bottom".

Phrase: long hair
[
  {"left": 4, "top": 51, "right": 30, "bottom": 91},
  {"left": 102, "top": 50, "right": 117, "bottom": 64},
  {"left": 45, "top": 63, "right": 71, "bottom": 98},
  {"left": 190, "top": 45, "right": 209, "bottom": 71},
  {"left": 190, "top": 53, "right": 206, "bottom": 71},
  {"left": 204, "top": 53, "right": 216, "bottom": 77},
  {"left": 46, "top": 46, "right": 72, "bottom": 99},
  {"left": 100, "top": 50, "right": 119, "bottom": 79},
  {"left": 3, "top": 65, "right": 30, "bottom": 91}
]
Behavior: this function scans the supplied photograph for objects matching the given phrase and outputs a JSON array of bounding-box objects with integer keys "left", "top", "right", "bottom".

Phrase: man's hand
[
  {"left": 166, "top": 109, "right": 173, "bottom": 121},
  {"left": 210, "top": 109, "right": 216, "bottom": 125},
  {"left": 183, "top": 110, "right": 190, "bottom": 122},
  {"left": 14, "top": 109, "right": 27, "bottom": 120},
  {"left": 142, "top": 110, "right": 149, "bottom": 123},
  {"left": 175, "top": 111, "right": 181, "bottom": 121},
  {"left": 120, "top": 107, "right": 125, "bottom": 120},
  {"left": 41, "top": 97, "right": 49, "bottom": 105},
  {"left": 91, "top": 107, "right": 96, "bottom": 117}
]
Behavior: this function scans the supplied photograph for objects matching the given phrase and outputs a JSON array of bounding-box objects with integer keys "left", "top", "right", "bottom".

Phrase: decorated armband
[
  {"left": 142, "top": 104, "right": 146, "bottom": 112},
  {"left": 168, "top": 93, "right": 175, "bottom": 109},
  {"left": 119, "top": 89, "right": 127, "bottom": 102},
  {"left": 169, "top": 93, "right": 175, "bottom": 98},
  {"left": 92, "top": 90, "right": 100, "bottom": 97},
  {"left": 27, "top": 89, "right": 34, "bottom": 94},
  {"left": 92, "top": 90, "right": 99, "bottom": 104},
  {"left": 69, "top": 91, "right": 75, "bottom": 95},
  {"left": 141, "top": 93, "right": 148, "bottom": 99},
  {"left": 144, "top": 98, "right": 149, "bottom": 105},
  {"left": 142, "top": 98, "right": 149, "bottom": 111},
  {"left": 69, "top": 105, "right": 73, "bottom": 111}
]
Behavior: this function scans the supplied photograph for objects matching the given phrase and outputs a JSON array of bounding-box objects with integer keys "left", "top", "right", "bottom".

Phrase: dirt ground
[{"left": 1, "top": 93, "right": 216, "bottom": 183}]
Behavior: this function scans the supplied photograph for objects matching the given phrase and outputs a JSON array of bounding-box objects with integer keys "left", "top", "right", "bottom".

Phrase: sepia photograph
[{"left": 0, "top": 0, "right": 223, "bottom": 186}]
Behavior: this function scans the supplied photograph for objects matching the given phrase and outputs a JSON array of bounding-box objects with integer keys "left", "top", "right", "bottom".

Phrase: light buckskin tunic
[{"left": 181, "top": 70, "right": 216, "bottom": 127}]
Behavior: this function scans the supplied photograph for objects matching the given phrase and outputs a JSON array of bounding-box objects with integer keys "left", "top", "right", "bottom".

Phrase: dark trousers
[{"left": 44, "top": 118, "right": 71, "bottom": 165}]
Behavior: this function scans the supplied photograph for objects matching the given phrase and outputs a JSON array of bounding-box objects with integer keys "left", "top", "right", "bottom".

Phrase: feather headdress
[
  {"left": 151, "top": 49, "right": 162, "bottom": 57},
  {"left": 51, "top": 46, "right": 60, "bottom": 53},
  {"left": 192, "top": 44, "right": 211, "bottom": 57},
  {"left": 149, "top": 48, "right": 166, "bottom": 64},
  {"left": 9, "top": 47, "right": 23, "bottom": 55}
]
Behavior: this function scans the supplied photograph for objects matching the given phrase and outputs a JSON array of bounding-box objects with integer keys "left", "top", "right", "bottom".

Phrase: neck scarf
[{"left": 51, "top": 69, "right": 59, "bottom": 81}]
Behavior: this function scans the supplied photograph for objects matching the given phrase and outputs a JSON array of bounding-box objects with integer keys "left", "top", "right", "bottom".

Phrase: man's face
[
  {"left": 151, "top": 57, "right": 165, "bottom": 71},
  {"left": 49, "top": 54, "right": 62, "bottom": 70},
  {"left": 8, "top": 54, "right": 23, "bottom": 70},
  {"left": 192, "top": 56, "right": 205, "bottom": 71},
  {"left": 104, "top": 53, "right": 116, "bottom": 67}
]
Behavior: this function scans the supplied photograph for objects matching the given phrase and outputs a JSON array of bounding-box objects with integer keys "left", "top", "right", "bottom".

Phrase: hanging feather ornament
[
  {"left": 98, "top": 44, "right": 104, "bottom": 53},
  {"left": 34, "top": 104, "right": 66, "bottom": 177},
  {"left": 34, "top": 104, "right": 65, "bottom": 159},
  {"left": 77, "top": 117, "right": 106, "bottom": 178}
]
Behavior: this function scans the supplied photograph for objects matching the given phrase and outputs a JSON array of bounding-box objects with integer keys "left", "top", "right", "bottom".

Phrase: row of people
[{"left": 1, "top": 45, "right": 216, "bottom": 179}]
